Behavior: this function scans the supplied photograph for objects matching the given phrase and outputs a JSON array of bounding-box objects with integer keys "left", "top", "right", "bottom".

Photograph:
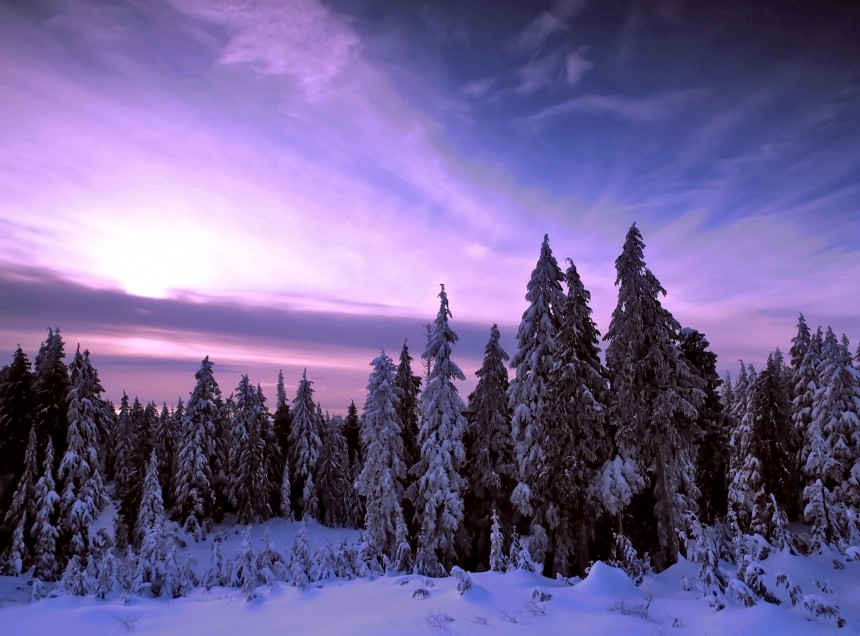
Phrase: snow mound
[{"left": 574, "top": 561, "right": 641, "bottom": 598}]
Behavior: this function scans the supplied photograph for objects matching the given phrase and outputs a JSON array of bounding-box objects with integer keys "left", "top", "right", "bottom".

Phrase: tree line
[{"left": 1, "top": 223, "right": 858, "bottom": 595}]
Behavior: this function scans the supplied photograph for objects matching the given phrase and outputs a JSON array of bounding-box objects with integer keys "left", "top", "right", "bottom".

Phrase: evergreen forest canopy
[{"left": 1, "top": 223, "right": 859, "bottom": 605}]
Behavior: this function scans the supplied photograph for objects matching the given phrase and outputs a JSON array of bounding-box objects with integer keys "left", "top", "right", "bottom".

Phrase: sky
[{"left": 1, "top": 0, "right": 859, "bottom": 412}]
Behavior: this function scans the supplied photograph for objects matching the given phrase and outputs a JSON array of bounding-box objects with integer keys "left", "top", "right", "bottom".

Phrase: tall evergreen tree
[
  {"left": 174, "top": 356, "right": 222, "bottom": 538},
  {"left": 728, "top": 362, "right": 758, "bottom": 532},
  {"left": 410, "top": 285, "right": 468, "bottom": 574},
  {"left": 543, "top": 259, "right": 613, "bottom": 575},
  {"left": 2, "top": 425, "right": 39, "bottom": 574},
  {"left": 33, "top": 328, "right": 70, "bottom": 471},
  {"left": 343, "top": 399, "right": 364, "bottom": 527},
  {"left": 114, "top": 395, "right": 150, "bottom": 547},
  {"left": 231, "top": 375, "right": 272, "bottom": 524},
  {"left": 394, "top": 341, "right": 421, "bottom": 537},
  {"left": 464, "top": 324, "right": 515, "bottom": 571},
  {"left": 790, "top": 314, "right": 812, "bottom": 382},
  {"left": 316, "top": 415, "right": 350, "bottom": 527},
  {"left": 679, "top": 329, "right": 730, "bottom": 525},
  {"left": 288, "top": 370, "right": 321, "bottom": 519},
  {"left": 153, "top": 403, "right": 177, "bottom": 509},
  {"left": 796, "top": 328, "right": 824, "bottom": 485},
  {"left": 357, "top": 351, "right": 407, "bottom": 562},
  {"left": 0, "top": 346, "right": 35, "bottom": 538},
  {"left": 31, "top": 438, "right": 60, "bottom": 581},
  {"left": 508, "top": 234, "right": 566, "bottom": 562},
  {"left": 58, "top": 347, "right": 108, "bottom": 559},
  {"left": 132, "top": 451, "right": 168, "bottom": 595},
  {"left": 604, "top": 224, "right": 703, "bottom": 569}
]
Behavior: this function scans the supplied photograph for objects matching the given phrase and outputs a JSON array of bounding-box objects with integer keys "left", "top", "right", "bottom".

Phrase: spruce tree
[
  {"left": 727, "top": 362, "right": 758, "bottom": 532},
  {"left": 395, "top": 342, "right": 421, "bottom": 537},
  {"left": 508, "top": 234, "right": 566, "bottom": 561},
  {"left": 231, "top": 376, "right": 272, "bottom": 524},
  {"left": 604, "top": 224, "right": 703, "bottom": 569},
  {"left": 316, "top": 415, "right": 350, "bottom": 527},
  {"left": 288, "top": 370, "right": 321, "bottom": 519},
  {"left": 58, "top": 347, "right": 108, "bottom": 558},
  {"left": 2, "top": 425, "right": 38, "bottom": 574},
  {"left": 343, "top": 399, "right": 364, "bottom": 527},
  {"left": 174, "top": 356, "right": 222, "bottom": 538},
  {"left": 33, "top": 328, "right": 70, "bottom": 471},
  {"left": 410, "top": 285, "right": 467, "bottom": 574},
  {"left": 464, "top": 324, "right": 514, "bottom": 571},
  {"left": 132, "top": 451, "right": 167, "bottom": 596},
  {"left": 31, "top": 438, "right": 60, "bottom": 581},
  {"left": 0, "top": 346, "right": 35, "bottom": 540},
  {"left": 543, "top": 259, "right": 614, "bottom": 575},
  {"left": 357, "top": 351, "right": 407, "bottom": 563},
  {"left": 153, "top": 403, "right": 177, "bottom": 508},
  {"left": 679, "top": 329, "right": 730, "bottom": 525}
]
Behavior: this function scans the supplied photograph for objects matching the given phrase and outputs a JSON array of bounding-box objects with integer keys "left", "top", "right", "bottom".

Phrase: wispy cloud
[
  {"left": 524, "top": 88, "right": 707, "bottom": 125},
  {"left": 514, "top": 0, "right": 588, "bottom": 51}
]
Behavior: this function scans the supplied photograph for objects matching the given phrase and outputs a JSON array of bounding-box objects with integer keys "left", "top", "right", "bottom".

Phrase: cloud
[
  {"left": 564, "top": 46, "right": 593, "bottom": 86},
  {"left": 514, "top": 0, "right": 588, "bottom": 51},
  {"left": 524, "top": 88, "right": 707, "bottom": 125}
]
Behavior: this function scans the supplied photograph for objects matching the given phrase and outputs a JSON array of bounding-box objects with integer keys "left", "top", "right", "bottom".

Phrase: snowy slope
[{"left": 1, "top": 518, "right": 858, "bottom": 635}]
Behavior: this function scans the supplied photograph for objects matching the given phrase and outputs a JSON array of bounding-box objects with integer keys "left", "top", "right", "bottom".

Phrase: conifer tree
[
  {"left": 357, "top": 351, "right": 407, "bottom": 563},
  {"left": 153, "top": 403, "right": 177, "bottom": 508},
  {"left": 796, "top": 328, "right": 823, "bottom": 477},
  {"left": 395, "top": 342, "right": 421, "bottom": 537},
  {"left": 0, "top": 346, "right": 35, "bottom": 540},
  {"left": 790, "top": 314, "right": 812, "bottom": 382},
  {"left": 316, "top": 414, "right": 350, "bottom": 527},
  {"left": 680, "top": 329, "right": 730, "bottom": 525},
  {"left": 230, "top": 376, "right": 272, "bottom": 523},
  {"left": 31, "top": 438, "right": 60, "bottom": 581},
  {"left": 464, "top": 324, "right": 514, "bottom": 571},
  {"left": 2, "top": 424, "right": 39, "bottom": 573},
  {"left": 132, "top": 451, "right": 167, "bottom": 595},
  {"left": 288, "top": 370, "right": 321, "bottom": 519},
  {"left": 33, "top": 328, "right": 70, "bottom": 471},
  {"left": 728, "top": 363, "right": 758, "bottom": 532},
  {"left": 508, "top": 234, "right": 566, "bottom": 561},
  {"left": 58, "top": 347, "right": 108, "bottom": 558},
  {"left": 604, "top": 224, "right": 703, "bottom": 569},
  {"left": 489, "top": 507, "right": 506, "bottom": 572},
  {"left": 410, "top": 285, "right": 467, "bottom": 574},
  {"left": 343, "top": 399, "right": 364, "bottom": 527},
  {"left": 175, "top": 356, "right": 222, "bottom": 538}
]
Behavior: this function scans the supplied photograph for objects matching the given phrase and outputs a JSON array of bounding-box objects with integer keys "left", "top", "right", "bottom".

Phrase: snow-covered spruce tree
[
  {"left": 464, "top": 323, "right": 515, "bottom": 571},
  {"left": 33, "top": 329, "right": 71, "bottom": 473},
  {"left": 805, "top": 328, "right": 860, "bottom": 544},
  {"left": 31, "top": 438, "right": 60, "bottom": 581},
  {"left": 507, "top": 235, "right": 566, "bottom": 569},
  {"left": 410, "top": 285, "right": 468, "bottom": 574},
  {"left": 2, "top": 424, "right": 38, "bottom": 574},
  {"left": 603, "top": 223, "right": 704, "bottom": 570},
  {"left": 174, "top": 356, "right": 222, "bottom": 539},
  {"left": 289, "top": 521, "right": 313, "bottom": 589},
  {"left": 749, "top": 351, "right": 798, "bottom": 532},
  {"left": 543, "top": 258, "right": 613, "bottom": 576},
  {"left": 231, "top": 531, "right": 259, "bottom": 601},
  {"left": 680, "top": 329, "right": 730, "bottom": 525},
  {"left": 343, "top": 400, "right": 364, "bottom": 527},
  {"left": 230, "top": 375, "right": 272, "bottom": 524},
  {"left": 0, "top": 346, "right": 35, "bottom": 547},
  {"left": 316, "top": 414, "right": 350, "bottom": 527},
  {"left": 273, "top": 370, "right": 292, "bottom": 511},
  {"left": 795, "top": 328, "right": 823, "bottom": 494},
  {"left": 153, "top": 402, "right": 177, "bottom": 509},
  {"left": 727, "top": 362, "right": 757, "bottom": 532},
  {"left": 58, "top": 346, "right": 108, "bottom": 559},
  {"left": 489, "top": 507, "right": 506, "bottom": 572},
  {"left": 132, "top": 451, "right": 168, "bottom": 596},
  {"left": 394, "top": 341, "right": 421, "bottom": 539},
  {"left": 113, "top": 392, "right": 138, "bottom": 546},
  {"left": 288, "top": 370, "right": 321, "bottom": 520},
  {"left": 356, "top": 351, "right": 407, "bottom": 565},
  {"left": 790, "top": 314, "right": 812, "bottom": 385}
]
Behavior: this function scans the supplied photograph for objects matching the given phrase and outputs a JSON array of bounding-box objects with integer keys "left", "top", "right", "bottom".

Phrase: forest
[{"left": 0, "top": 223, "right": 858, "bottom": 614}]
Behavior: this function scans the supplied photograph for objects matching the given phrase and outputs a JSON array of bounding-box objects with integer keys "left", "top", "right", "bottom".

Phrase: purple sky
[{"left": 1, "top": 0, "right": 858, "bottom": 412}]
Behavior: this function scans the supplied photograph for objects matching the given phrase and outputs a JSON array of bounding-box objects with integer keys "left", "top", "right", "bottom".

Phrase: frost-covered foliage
[
  {"left": 316, "top": 415, "right": 350, "bottom": 527},
  {"left": 230, "top": 375, "right": 273, "bottom": 524},
  {"left": 289, "top": 522, "right": 313, "bottom": 589},
  {"left": 31, "top": 437, "right": 60, "bottom": 581},
  {"left": 33, "top": 328, "right": 71, "bottom": 476},
  {"left": 2, "top": 424, "right": 38, "bottom": 574},
  {"left": 394, "top": 341, "right": 421, "bottom": 527},
  {"left": 356, "top": 351, "right": 407, "bottom": 565},
  {"left": 507, "top": 235, "right": 565, "bottom": 568},
  {"left": 464, "top": 324, "right": 514, "bottom": 571},
  {"left": 410, "top": 285, "right": 468, "bottom": 574},
  {"left": 288, "top": 370, "right": 321, "bottom": 520},
  {"left": 175, "top": 357, "right": 223, "bottom": 539},
  {"left": 489, "top": 507, "right": 506, "bottom": 572},
  {"left": 59, "top": 346, "right": 108, "bottom": 558},
  {"left": 604, "top": 224, "right": 704, "bottom": 570},
  {"left": 132, "top": 452, "right": 169, "bottom": 596}
]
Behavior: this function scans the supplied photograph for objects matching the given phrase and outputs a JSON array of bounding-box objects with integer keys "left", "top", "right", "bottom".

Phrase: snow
[{"left": 2, "top": 518, "right": 858, "bottom": 635}]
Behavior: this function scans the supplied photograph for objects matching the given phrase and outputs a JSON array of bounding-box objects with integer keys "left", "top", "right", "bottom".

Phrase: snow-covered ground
[{"left": 2, "top": 518, "right": 858, "bottom": 635}]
